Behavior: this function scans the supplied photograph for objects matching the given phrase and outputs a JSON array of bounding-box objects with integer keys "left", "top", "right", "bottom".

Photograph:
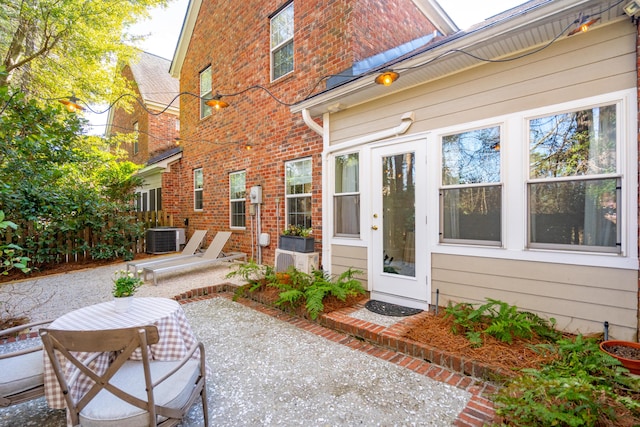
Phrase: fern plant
[
  {"left": 444, "top": 298, "right": 560, "bottom": 347},
  {"left": 269, "top": 267, "right": 365, "bottom": 320}
]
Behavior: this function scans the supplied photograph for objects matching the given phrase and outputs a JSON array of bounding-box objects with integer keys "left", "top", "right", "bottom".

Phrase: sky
[{"left": 130, "top": 0, "right": 528, "bottom": 60}]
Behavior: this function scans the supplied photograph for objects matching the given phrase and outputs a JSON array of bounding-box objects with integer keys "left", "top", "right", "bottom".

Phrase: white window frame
[
  {"left": 333, "top": 152, "right": 360, "bottom": 237},
  {"left": 426, "top": 89, "right": 637, "bottom": 270},
  {"left": 285, "top": 157, "right": 312, "bottom": 228},
  {"left": 194, "top": 168, "right": 204, "bottom": 211},
  {"left": 526, "top": 103, "right": 621, "bottom": 253},
  {"left": 133, "top": 121, "right": 139, "bottom": 155},
  {"left": 439, "top": 125, "right": 502, "bottom": 246},
  {"left": 229, "top": 171, "right": 246, "bottom": 229},
  {"left": 270, "top": 2, "right": 294, "bottom": 81},
  {"left": 199, "top": 66, "right": 212, "bottom": 119}
]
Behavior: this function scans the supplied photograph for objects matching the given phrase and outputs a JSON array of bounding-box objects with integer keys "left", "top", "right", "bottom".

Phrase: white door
[{"left": 370, "top": 141, "right": 428, "bottom": 309}]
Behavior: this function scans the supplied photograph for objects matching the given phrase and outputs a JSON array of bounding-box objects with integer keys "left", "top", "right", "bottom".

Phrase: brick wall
[
  {"left": 172, "top": 0, "right": 436, "bottom": 264},
  {"left": 110, "top": 65, "right": 179, "bottom": 164}
]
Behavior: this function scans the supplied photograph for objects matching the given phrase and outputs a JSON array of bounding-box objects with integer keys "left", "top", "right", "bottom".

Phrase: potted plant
[
  {"left": 112, "top": 270, "right": 143, "bottom": 313},
  {"left": 600, "top": 340, "right": 640, "bottom": 374},
  {"left": 279, "top": 225, "right": 314, "bottom": 253}
]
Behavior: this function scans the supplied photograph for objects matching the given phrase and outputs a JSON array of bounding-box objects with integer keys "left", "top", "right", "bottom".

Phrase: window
[
  {"left": 194, "top": 168, "right": 203, "bottom": 211},
  {"left": 285, "top": 158, "right": 311, "bottom": 228},
  {"left": 200, "top": 67, "right": 212, "bottom": 119},
  {"left": 133, "top": 122, "right": 139, "bottom": 155},
  {"left": 229, "top": 171, "right": 246, "bottom": 228},
  {"left": 334, "top": 153, "right": 359, "bottom": 236},
  {"left": 528, "top": 104, "right": 619, "bottom": 252},
  {"left": 440, "top": 126, "right": 502, "bottom": 244},
  {"left": 270, "top": 2, "right": 294, "bottom": 80}
]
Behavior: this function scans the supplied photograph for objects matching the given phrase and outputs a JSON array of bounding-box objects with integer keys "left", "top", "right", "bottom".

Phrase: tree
[
  {"left": 0, "top": 80, "right": 144, "bottom": 264},
  {"left": 0, "top": 0, "right": 168, "bottom": 103}
]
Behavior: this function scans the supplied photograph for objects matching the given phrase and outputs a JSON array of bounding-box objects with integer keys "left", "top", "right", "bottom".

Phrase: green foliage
[
  {"left": 227, "top": 262, "right": 366, "bottom": 320},
  {"left": 112, "top": 269, "right": 143, "bottom": 297},
  {"left": 281, "top": 224, "right": 312, "bottom": 237},
  {"left": 0, "top": 84, "right": 144, "bottom": 265},
  {"left": 0, "top": 0, "right": 168, "bottom": 103},
  {"left": 494, "top": 336, "right": 640, "bottom": 426},
  {"left": 0, "top": 210, "right": 30, "bottom": 275},
  {"left": 444, "top": 298, "right": 560, "bottom": 347}
]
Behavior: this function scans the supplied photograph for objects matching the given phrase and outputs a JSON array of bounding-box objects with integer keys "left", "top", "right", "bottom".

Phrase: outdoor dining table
[{"left": 43, "top": 297, "right": 201, "bottom": 410}]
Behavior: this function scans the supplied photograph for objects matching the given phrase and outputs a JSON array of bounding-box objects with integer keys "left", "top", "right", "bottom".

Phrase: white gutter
[
  {"left": 302, "top": 108, "right": 324, "bottom": 136},
  {"left": 327, "top": 111, "right": 415, "bottom": 153}
]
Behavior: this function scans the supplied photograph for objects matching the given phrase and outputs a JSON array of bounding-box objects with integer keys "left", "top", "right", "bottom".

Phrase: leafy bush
[
  {"left": 0, "top": 211, "right": 30, "bottom": 275},
  {"left": 494, "top": 335, "right": 640, "bottom": 426},
  {"left": 444, "top": 298, "right": 560, "bottom": 347},
  {"left": 227, "top": 261, "right": 365, "bottom": 320}
]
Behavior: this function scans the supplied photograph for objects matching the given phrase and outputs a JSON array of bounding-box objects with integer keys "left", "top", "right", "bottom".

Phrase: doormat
[{"left": 365, "top": 300, "right": 423, "bottom": 317}]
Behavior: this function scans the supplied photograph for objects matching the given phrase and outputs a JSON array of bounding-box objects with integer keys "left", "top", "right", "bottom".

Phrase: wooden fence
[{"left": 1, "top": 211, "right": 174, "bottom": 263}]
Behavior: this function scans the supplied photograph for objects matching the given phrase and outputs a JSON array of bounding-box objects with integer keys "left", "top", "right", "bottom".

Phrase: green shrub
[
  {"left": 444, "top": 298, "right": 560, "bottom": 347},
  {"left": 494, "top": 335, "right": 640, "bottom": 426}
]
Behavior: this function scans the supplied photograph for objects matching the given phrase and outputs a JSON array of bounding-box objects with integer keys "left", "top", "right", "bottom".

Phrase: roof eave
[{"left": 170, "top": 0, "right": 201, "bottom": 78}]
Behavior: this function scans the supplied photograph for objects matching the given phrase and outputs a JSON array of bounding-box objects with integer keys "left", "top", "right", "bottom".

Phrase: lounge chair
[
  {"left": 127, "top": 229, "right": 208, "bottom": 275},
  {"left": 142, "top": 231, "right": 246, "bottom": 285}
]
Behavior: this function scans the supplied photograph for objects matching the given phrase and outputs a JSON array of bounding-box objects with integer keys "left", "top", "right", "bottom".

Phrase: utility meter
[{"left": 249, "top": 186, "right": 262, "bottom": 204}]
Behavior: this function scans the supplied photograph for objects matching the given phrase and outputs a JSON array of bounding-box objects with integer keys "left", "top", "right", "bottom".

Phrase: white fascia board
[{"left": 170, "top": 0, "right": 202, "bottom": 78}]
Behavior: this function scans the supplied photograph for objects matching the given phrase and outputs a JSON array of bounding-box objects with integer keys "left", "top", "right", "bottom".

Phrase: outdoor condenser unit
[
  {"left": 274, "top": 249, "right": 319, "bottom": 274},
  {"left": 145, "top": 227, "right": 186, "bottom": 254}
]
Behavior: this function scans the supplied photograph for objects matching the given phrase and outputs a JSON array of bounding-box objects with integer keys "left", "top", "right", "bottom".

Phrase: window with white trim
[
  {"left": 200, "top": 67, "right": 212, "bottom": 119},
  {"left": 229, "top": 171, "right": 246, "bottom": 228},
  {"left": 528, "top": 104, "right": 620, "bottom": 252},
  {"left": 194, "top": 168, "right": 203, "bottom": 211},
  {"left": 133, "top": 121, "right": 139, "bottom": 154},
  {"left": 334, "top": 153, "right": 359, "bottom": 237},
  {"left": 285, "top": 157, "right": 311, "bottom": 228},
  {"left": 440, "top": 126, "right": 502, "bottom": 244},
  {"left": 270, "top": 2, "right": 294, "bottom": 81}
]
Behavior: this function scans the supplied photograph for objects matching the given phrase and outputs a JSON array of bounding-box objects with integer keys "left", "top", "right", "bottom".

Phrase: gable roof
[
  {"left": 169, "top": 0, "right": 458, "bottom": 78},
  {"left": 131, "top": 51, "right": 180, "bottom": 112},
  {"left": 293, "top": 0, "right": 631, "bottom": 116}
]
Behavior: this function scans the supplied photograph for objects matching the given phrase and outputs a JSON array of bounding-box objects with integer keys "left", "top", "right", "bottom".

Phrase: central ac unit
[
  {"left": 146, "top": 227, "right": 186, "bottom": 254},
  {"left": 275, "top": 249, "right": 319, "bottom": 274}
]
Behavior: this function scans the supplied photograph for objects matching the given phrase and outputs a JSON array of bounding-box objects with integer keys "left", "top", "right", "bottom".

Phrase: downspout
[{"left": 302, "top": 108, "right": 324, "bottom": 136}]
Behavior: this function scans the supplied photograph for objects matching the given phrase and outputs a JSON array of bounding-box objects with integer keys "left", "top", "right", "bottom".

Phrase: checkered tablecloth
[{"left": 43, "top": 297, "right": 201, "bottom": 410}]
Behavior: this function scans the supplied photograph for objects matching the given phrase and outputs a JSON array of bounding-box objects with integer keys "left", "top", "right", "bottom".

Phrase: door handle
[{"left": 371, "top": 225, "right": 378, "bottom": 230}]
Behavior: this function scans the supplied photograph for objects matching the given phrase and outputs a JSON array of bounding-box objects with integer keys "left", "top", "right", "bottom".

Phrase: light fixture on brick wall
[{"left": 374, "top": 70, "right": 399, "bottom": 86}]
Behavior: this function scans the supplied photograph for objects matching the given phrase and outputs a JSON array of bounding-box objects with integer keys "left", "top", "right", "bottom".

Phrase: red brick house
[
  {"left": 107, "top": 51, "right": 181, "bottom": 212},
  {"left": 167, "top": 0, "right": 455, "bottom": 261}
]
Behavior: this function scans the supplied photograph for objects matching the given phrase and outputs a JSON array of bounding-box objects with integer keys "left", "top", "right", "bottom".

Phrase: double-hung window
[
  {"left": 334, "top": 153, "right": 360, "bottom": 237},
  {"left": 528, "top": 104, "right": 620, "bottom": 252},
  {"left": 440, "top": 126, "right": 502, "bottom": 245},
  {"left": 270, "top": 2, "right": 294, "bottom": 81},
  {"left": 194, "top": 168, "right": 204, "bottom": 211},
  {"left": 132, "top": 122, "right": 139, "bottom": 155},
  {"left": 200, "top": 66, "right": 212, "bottom": 119},
  {"left": 285, "top": 158, "right": 311, "bottom": 228},
  {"left": 229, "top": 171, "right": 246, "bottom": 228}
]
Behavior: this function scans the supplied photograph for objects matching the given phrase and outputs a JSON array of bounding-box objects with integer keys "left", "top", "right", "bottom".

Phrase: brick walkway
[{"left": 174, "top": 285, "right": 497, "bottom": 426}]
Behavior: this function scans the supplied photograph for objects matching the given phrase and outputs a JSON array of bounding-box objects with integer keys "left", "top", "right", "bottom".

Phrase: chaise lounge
[
  {"left": 142, "top": 231, "right": 246, "bottom": 285},
  {"left": 126, "top": 229, "right": 208, "bottom": 275}
]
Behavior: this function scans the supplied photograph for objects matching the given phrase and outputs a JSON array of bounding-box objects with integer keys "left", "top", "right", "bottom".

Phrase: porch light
[
  {"left": 567, "top": 16, "right": 599, "bottom": 36},
  {"left": 205, "top": 93, "right": 229, "bottom": 110},
  {"left": 374, "top": 70, "right": 399, "bottom": 86},
  {"left": 624, "top": 0, "right": 640, "bottom": 17},
  {"left": 59, "top": 95, "right": 84, "bottom": 112}
]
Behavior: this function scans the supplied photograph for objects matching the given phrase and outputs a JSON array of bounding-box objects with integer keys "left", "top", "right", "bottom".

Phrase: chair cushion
[
  {"left": 78, "top": 359, "right": 200, "bottom": 427},
  {"left": 0, "top": 350, "right": 44, "bottom": 397}
]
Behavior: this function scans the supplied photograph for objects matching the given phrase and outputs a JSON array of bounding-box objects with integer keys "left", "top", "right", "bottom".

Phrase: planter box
[{"left": 279, "top": 236, "right": 315, "bottom": 253}]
